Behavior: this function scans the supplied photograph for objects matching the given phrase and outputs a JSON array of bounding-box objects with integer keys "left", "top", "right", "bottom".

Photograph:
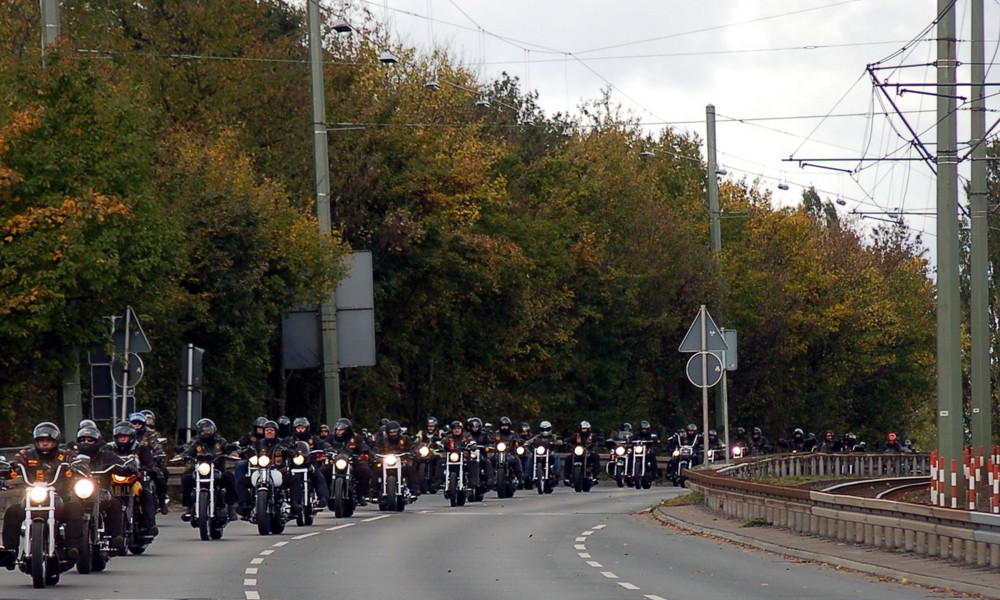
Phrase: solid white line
[
  {"left": 259, "top": 549, "right": 274, "bottom": 556},
  {"left": 593, "top": 524, "right": 606, "bottom": 529},
  {"left": 292, "top": 531, "right": 320, "bottom": 540},
  {"left": 644, "top": 595, "right": 668, "bottom": 600},
  {"left": 244, "top": 567, "right": 258, "bottom": 575},
  {"left": 574, "top": 544, "right": 587, "bottom": 550},
  {"left": 587, "top": 560, "right": 603, "bottom": 568},
  {"left": 243, "top": 578, "right": 257, "bottom": 586},
  {"left": 326, "top": 523, "right": 356, "bottom": 531},
  {"left": 601, "top": 571, "right": 618, "bottom": 579},
  {"left": 245, "top": 592, "right": 260, "bottom": 600},
  {"left": 575, "top": 536, "right": 587, "bottom": 542},
  {"left": 250, "top": 557, "right": 264, "bottom": 564},
  {"left": 363, "top": 515, "right": 391, "bottom": 522},
  {"left": 619, "top": 582, "right": 640, "bottom": 590},
  {"left": 582, "top": 530, "right": 594, "bottom": 535},
  {"left": 578, "top": 552, "right": 591, "bottom": 558},
  {"left": 271, "top": 541, "right": 288, "bottom": 547}
]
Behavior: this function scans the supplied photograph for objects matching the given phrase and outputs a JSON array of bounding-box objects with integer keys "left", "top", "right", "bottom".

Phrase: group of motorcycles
[{"left": 0, "top": 453, "right": 159, "bottom": 589}]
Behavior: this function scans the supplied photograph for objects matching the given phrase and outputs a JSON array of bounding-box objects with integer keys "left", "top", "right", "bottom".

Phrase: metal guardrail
[{"left": 686, "top": 453, "right": 1000, "bottom": 569}]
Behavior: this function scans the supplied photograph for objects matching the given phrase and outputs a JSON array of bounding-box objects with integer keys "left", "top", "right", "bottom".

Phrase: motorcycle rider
[
  {"left": 317, "top": 423, "right": 332, "bottom": 444},
  {"left": 0, "top": 422, "right": 86, "bottom": 570},
  {"left": 276, "top": 416, "right": 293, "bottom": 441},
  {"left": 881, "top": 432, "right": 904, "bottom": 453},
  {"left": 841, "top": 432, "right": 866, "bottom": 452},
  {"left": 778, "top": 428, "right": 811, "bottom": 453},
  {"left": 178, "top": 418, "right": 240, "bottom": 521},
  {"left": 73, "top": 425, "right": 128, "bottom": 552},
  {"left": 236, "top": 420, "right": 303, "bottom": 516},
  {"left": 111, "top": 421, "right": 160, "bottom": 536},
  {"left": 491, "top": 416, "right": 524, "bottom": 482},
  {"left": 371, "top": 420, "right": 419, "bottom": 496},
  {"left": 414, "top": 416, "right": 444, "bottom": 488},
  {"left": 326, "top": 418, "right": 372, "bottom": 506},
  {"left": 563, "top": 420, "right": 601, "bottom": 484},
  {"left": 815, "top": 430, "right": 841, "bottom": 453},
  {"left": 466, "top": 417, "right": 495, "bottom": 486},
  {"left": 518, "top": 422, "right": 533, "bottom": 444},
  {"left": 614, "top": 422, "right": 634, "bottom": 443},
  {"left": 291, "top": 417, "right": 330, "bottom": 506},
  {"left": 236, "top": 416, "right": 268, "bottom": 482},
  {"left": 632, "top": 421, "right": 660, "bottom": 476},
  {"left": 130, "top": 411, "right": 169, "bottom": 515},
  {"left": 748, "top": 427, "right": 772, "bottom": 455}
]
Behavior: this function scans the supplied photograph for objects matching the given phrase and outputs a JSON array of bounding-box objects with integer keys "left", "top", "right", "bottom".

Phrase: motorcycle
[
  {"left": 172, "top": 452, "right": 231, "bottom": 540},
  {"left": 289, "top": 445, "right": 325, "bottom": 526},
  {"left": 248, "top": 450, "right": 291, "bottom": 535},
  {"left": 569, "top": 443, "right": 598, "bottom": 493},
  {"left": 628, "top": 440, "right": 656, "bottom": 489},
  {"left": 530, "top": 441, "right": 558, "bottom": 494},
  {"left": 413, "top": 442, "right": 442, "bottom": 494},
  {"left": 467, "top": 445, "right": 487, "bottom": 502},
  {"left": 3, "top": 458, "right": 89, "bottom": 588},
  {"left": 493, "top": 441, "right": 519, "bottom": 499},
  {"left": 107, "top": 457, "right": 154, "bottom": 556},
  {"left": 607, "top": 440, "right": 628, "bottom": 487},
  {"left": 375, "top": 452, "right": 413, "bottom": 512},
  {"left": 515, "top": 443, "right": 531, "bottom": 489},
  {"left": 328, "top": 448, "right": 361, "bottom": 518},
  {"left": 77, "top": 460, "right": 134, "bottom": 573},
  {"left": 668, "top": 443, "right": 697, "bottom": 487},
  {"left": 443, "top": 445, "right": 471, "bottom": 506}
]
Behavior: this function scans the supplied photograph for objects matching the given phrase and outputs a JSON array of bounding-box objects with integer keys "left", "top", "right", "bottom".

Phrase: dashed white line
[
  {"left": 292, "top": 531, "right": 320, "bottom": 540},
  {"left": 582, "top": 530, "right": 593, "bottom": 535},
  {"left": 250, "top": 557, "right": 264, "bottom": 564},
  {"left": 362, "top": 515, "right": 390, "bottom": 522},
  {"left": 574, "top": 544, "right": 587, "bottom": 550},
  {"left": 644, "top": 595, "right": 668, "bottom": 600},
  {"left": 578, "top": 552, "right": 591, "bottom": 558},
  {"left": 245, "top": 567, "right": 258, "bottom": 575},
  {"left": 259, "top": 549, "right": 274, "bottom": 556},
  {"left": 245, "top": 591, "right": 260, "bottom": 600},
  {"left": 619, "top": 582, "right": 640, "bottom": 590},
  {"left": 575, "top": 536, "right": 587, "bottom": 542},
  {"left": 271, "top": 541, "right": 288, "bottom": 547},
  {"left": 587, "top": 560, "right": 603, "bottom": 568},
  {"left": 244, "top": 578, "right": 257, "bottom": 586},
  {"left": 326, "top": 523, "right": 355, "bottom": 531},
  {"left": 601, "top": 571, "right": 618, "bottom": 579},
  {"left": 592, "top": 524, "right": 606, "bottom": 529}
]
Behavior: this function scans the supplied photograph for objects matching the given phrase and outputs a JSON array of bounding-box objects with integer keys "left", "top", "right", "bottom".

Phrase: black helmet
[
  {"left": 539, "top": 420, "right": 552, "bottom": 435},
  {"left": 640, "top": 420, "right": 651, "bottom": 431},
  {"left": 752, "top": 427, "right": 762, "bottom": 436},
  {"left": 386, "top": 421, "right": 401, "bottom": 437},
  {"left": 293, "top": 417, "right": 310, "bottom": 429},
  {"left": 685, "top": 423, "right": 697, "bottom": 433},
  {"left": 708, "top": 429, "right": 717, "bottom": 437},
  {"left": 622, "top": 423, "right": 632, "bottom": 431},
  {"left": 195, "top": 418, "right": 217, "bottom": 440},
  {"left": 520, "top": 422, "right": 530, "bottom": 433},
  {"left": 499, "top": 416, "right": 512, "bottom": 429},
  {"left": 32, "top": 422, "right": 61, "bottom": 458},
  {"left": 129, "top": 411, "right": 147, "bottom": 425},
  {"left": 263, "top": 420, "right": 278, "bottom": 434},
  {"left": 78, "top": 418, "right": 97, "bottom": 430},
  {"left": 76, "top": 426, "right": 102, "bottom": 454},
  {"left": 141, "top": 409, "right": 155, "bottom": 427},
  {"left": 113, "top": 421, "right": 137, "bottom": 452},
  {"left": 468, "top": 417, "right": 482, "bottom": 431},
  {"left": 380, "top": 418, "right": 389, "bottom": 428},
  {"left": 579, "top": 420, "right": 591, "bottom": 434},
  {"left": 736, "top": 427, "right": 746, "bottom": 436},
  {"left": 293, "top": 417, "right": 311, "bottom": 439},
  {"left": 277, "top": 416, "right": 291, "bottom": 437},
  {"left": 426, "top": 416, "right": 438, "bottom": 430},
  {"left": 254, "top": 416, "right": 267, "bottom": 430},
  {"left": 450, "top": 420, "right": 463, "bottom": 431},
  {"left": 793, "top": 428, "right": 804, "bottom": 437}
]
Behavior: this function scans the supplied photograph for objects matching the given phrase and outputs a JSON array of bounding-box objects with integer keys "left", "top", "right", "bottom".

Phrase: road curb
[{"left": 651, "top": 507, "right": 1000, "bottom": 600}]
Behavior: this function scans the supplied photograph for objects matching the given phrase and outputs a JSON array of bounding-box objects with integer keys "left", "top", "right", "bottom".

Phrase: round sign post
[
  {"left": 110, "top": 352, "right": 144, "bottom": 388},
  {"left": 686, "top": 351, "right": 723, "bottom": 388}
]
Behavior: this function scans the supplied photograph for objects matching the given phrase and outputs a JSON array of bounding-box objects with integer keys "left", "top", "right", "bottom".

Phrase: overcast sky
[{"left": 356, "top": 1, "right": 1000, "bottom": 264}]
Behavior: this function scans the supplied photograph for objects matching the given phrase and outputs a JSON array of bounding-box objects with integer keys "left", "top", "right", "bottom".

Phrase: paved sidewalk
[{"left": 652, "top": 503, "right": 1000, "bottom": 600}]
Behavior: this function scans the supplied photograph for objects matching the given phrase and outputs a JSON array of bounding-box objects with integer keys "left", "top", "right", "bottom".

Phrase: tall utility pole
[
  {"left": 41, "top": 0, "right": 82, "bottom": 429},
  {"left": 935, "top": 0, "right": 964, "bottom": 501},
  {"left": 308, "top": 1, "right": 341, "bottom": 423},
  {"left": 969, "top": 0, "right": 991, "bottom": 461},
  {"left": 706, "top": 104, "right": 728, "bottom": 451}
]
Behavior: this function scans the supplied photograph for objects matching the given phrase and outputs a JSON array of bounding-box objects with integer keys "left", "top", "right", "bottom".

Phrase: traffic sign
[
  {"left": 686, "top": 351, "right": 723, "bottom": 388},
  {"left": 678, "top": 305, "right": 728, "bottom": 352},
  {"left": 112, "top": 306, "right": 151, "bottom": 353},
  {"left": 110, "top": 353, "right": 144, "bottom": 387}
]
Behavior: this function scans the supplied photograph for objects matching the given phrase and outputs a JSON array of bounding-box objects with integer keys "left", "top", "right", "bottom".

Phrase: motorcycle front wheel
[
  {"left": 448, "top": 472, "right": 459, "bottom": 507},
  {"left": 30, "top": 520, "right": 46, "bottom": 589},
  {"left": 385, "top": 475, "right": 399, "bottom": 512},
  {"left": 76, "top": 521, "right": 94, "bottom": 574},
  {"left": 198, "top": 490, "right": 211, "bottom": 541},
  {"left": 333, "top": 479, "right": 348, "bottom": 518},
  {"left": 256, "top": 489, "right": 270, "bottom": 536}
]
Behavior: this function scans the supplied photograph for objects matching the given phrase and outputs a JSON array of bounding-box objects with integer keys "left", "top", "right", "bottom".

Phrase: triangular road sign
[
  {"left": 113, "top": 306, "right": 151, "bottom": 353},
  {"left": 678, "top": 306, "right": 728, "bottom": 352}
]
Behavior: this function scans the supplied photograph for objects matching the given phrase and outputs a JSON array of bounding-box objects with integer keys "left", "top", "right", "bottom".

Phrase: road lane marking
[
  {"left": 578, "top": 552, "right": 591, "bottom": 558},
  {"left": 593, "top": 524, "right": 606, "bottom": 529},
  {"left": 644, "top": 596, "right": 668, "bottom": 600},
  {"left": 244, "top": 578, "right": 257, "bottom": 586},
  {"left": 582, "top": 530, "right": 593, "bottom": 535},
  {"left": 575, "top": 536, "right": 587, "bottom": 542},
  {"left": 587, "top": 560, "right": 603, "bottom": 568},
  {"left": 271, "top": 541, "right": 288, "bottom": 547},
  {"left": 259, "top": 549, "right": 274, "bottom": 556},
  {"left": 245, "top": 592, "right": 260, "bottom": 600},
  {"left": 574, "top": 544, "right": 587, "bottom": 550},
  {"left": 363, "top": 515, "right": 390, "bottom": 522},
  {"left": 619, "top": 582, "right": 640, "bottom": 590},
  {"left": 250, "top": 557, "right": 264, "bottom": 564},
  {"left": 601, "top": 571, "right": 618, "bottom": 578},
  {"left": 245, "top": 567, "right": 258, "bottom": 575},
  {"left": 326, "top": 523, "right": 356, "bottom": 531},
  {"left": 292, "top": 531, "right": 320, "bottom": 540}
]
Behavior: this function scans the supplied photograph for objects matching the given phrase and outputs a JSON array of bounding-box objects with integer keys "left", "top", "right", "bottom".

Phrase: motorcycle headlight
[
  {"left": 515, "top": 446, "right": 525, "bottom": 456},
  {"left": 258, "top": 455, "right": 271, "bottom": 468},
  {"left": 74, "top": 478, "right": 96, "bottom": 499},
  {"left": 418, "top": 446, "right": 430, "bottom": 457},
  {"left": 732, "top": 446, "right": 743, "bottom": 457},
  {"left": 634, "top": 445, "right": 644, "bottom": 454},
  {"left": 496, "top": 442, "right": 507, "bottom": 452},
  {"left": 29, "top": 484, "right": 49, "bottom": 504},
  {"left": 672, "top": 449, "right": 681, "bottom": 457},
  {"left": 574, "top": 446, "right": 585, "bottom": 456},
  {"left": 335, "top": 458, "right": 349, "bottom": 470},
  {"left": 293, "top": 454, "right": 306, "bottom": 466},
  {"left": 615, "top": 446, "right": 625, "bottom": 456},
  {"left": 535, "top": 446, "right": 545, "bottom": 456},
  {"left": 111, "top": 473, "right": 129, "bottom": 484},
  {"left": 197, "top": 462, "right": 212, "bottom": 476},
  {"left": 384, "top": 454, "right": 398, "bottom": 466},
  {"left": 249, "top": 455, "right": 259, "bottom": 466},
  {"left": 449, "top": 452, "right": 460, "bottom": 462}
]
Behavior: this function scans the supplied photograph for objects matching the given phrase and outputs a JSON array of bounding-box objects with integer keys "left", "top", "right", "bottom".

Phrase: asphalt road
[{"left": 0, "top": 483, "right": 963, "bottom": 600}]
